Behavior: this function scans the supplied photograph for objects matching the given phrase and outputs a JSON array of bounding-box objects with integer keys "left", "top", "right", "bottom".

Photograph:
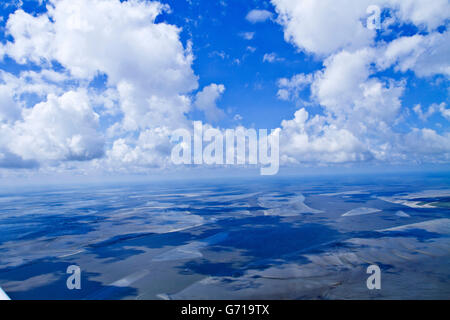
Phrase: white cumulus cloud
[
  {"left": 194, "top": 84, "right": 226, "bottom": 123},
  {"left": 246, "top": 9, "right": 273, "bottom": 23},
  {"left": 7, "top": 90, "right": 104, "bottom": 162},
  {"left": 0, "top": 0, "right": 200, "bottom": 170}
]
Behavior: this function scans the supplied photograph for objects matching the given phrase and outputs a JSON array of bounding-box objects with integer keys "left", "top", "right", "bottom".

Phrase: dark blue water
[{"left": 0, "top": 173, "right": 449, "bottom": 299}]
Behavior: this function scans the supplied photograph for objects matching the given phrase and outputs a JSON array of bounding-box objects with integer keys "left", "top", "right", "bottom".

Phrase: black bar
[{"left": 0, "top": 300, "right": 448, "bottom": 319}]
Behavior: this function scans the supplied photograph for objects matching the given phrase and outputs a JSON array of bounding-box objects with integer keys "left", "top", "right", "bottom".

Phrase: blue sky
[
  {"left": 0, "top": 0, "right": 449, "bottom": 178},
  {"left": 156, "top": 0, "right": 322, "bottom": 128}
]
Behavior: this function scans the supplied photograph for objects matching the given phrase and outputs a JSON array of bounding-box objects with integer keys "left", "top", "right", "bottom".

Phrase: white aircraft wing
[{"left": 0, "top": 287, "right": 10, "bottom": 300}]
